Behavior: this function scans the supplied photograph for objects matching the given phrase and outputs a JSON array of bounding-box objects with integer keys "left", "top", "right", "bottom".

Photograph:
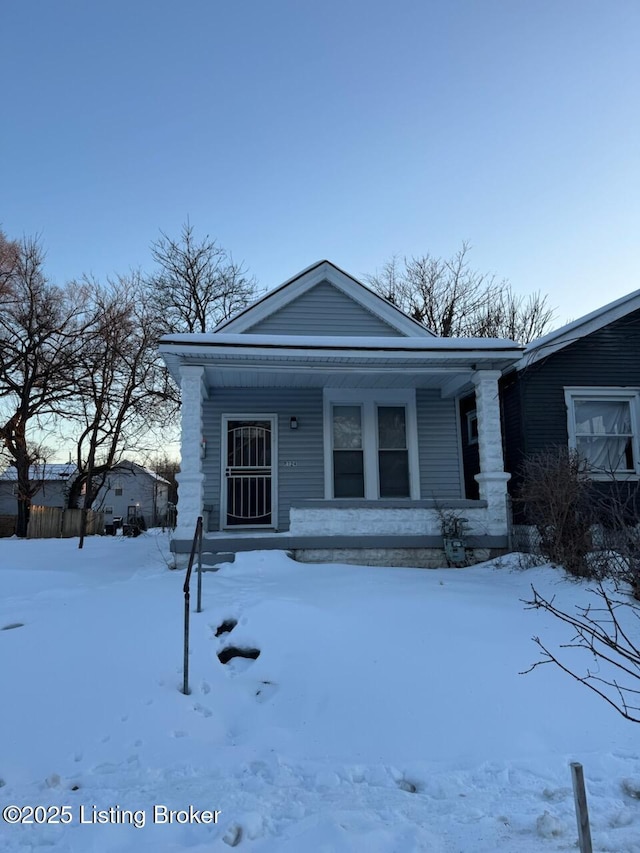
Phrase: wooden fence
[{"left": 26, "top": 507, "right": 105, "bottom": 539}]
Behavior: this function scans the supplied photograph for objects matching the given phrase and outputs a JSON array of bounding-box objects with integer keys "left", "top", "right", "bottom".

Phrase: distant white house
[
  {"left": 0, "top": 463, "right": 77, "bottom": 515},
  {"left": 93, "top": 461, "right": 170, "bottom": 528}
]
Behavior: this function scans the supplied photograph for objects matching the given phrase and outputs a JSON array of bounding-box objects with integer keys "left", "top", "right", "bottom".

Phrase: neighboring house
[
  {"left": 0, "top": 463, "right": 77, "bottom": 515},
  {"left": 503, "top": 286, "right": 640, "bottom": 511},
  {"left": 159, "top": 260, "right": 524, "bottom": 567},
  {"left": 93, "top": 461, "right": 170, "bottom": 528},
  {"left": 459, "top": 286, "right": 640, "bottom": 516}
]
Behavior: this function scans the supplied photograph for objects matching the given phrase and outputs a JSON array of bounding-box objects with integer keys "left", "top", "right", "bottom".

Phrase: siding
[
  {"left": 203, "top": 387, "right": 464, "bottom": 531},
  {"left": 510, "top": 308, "right": 640, "bottom": 510},
  {"left": 203, "top": 388, "right": 325, "bottom": 531},
  {"left": 416, "top": 390, "right": 463, "bottom": 500},
  {"left": 245, "top": 281, "right": 404, "bottom": 336},
  {"left": 521, "top": 309, "right": 640, "bottom": 455}
]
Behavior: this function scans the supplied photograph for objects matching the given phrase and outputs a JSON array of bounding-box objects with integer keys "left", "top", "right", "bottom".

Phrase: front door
[{"left": 223, "top": 417, "right": 276, "bottom": 527}]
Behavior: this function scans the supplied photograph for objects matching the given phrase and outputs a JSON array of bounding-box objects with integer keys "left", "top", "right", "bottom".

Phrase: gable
[
  {"left": 216, "top": 260, "right": 435, "bottom": 338},
  {"left": 522, "top": 287, "right": 640, "bottom": 368},
  {"left": 244, "top": 280, "right": 404, "bottom": 337}
]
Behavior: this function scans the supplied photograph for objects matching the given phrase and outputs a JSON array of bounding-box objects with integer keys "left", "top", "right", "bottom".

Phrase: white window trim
[
  {"left": 220, "top": 413, "right": 279, "bottom": 529},
  {"left": 564, "top": 387, "right": 640, "bottom": 480},
  {"left": 323, "top": 389, "right": 420, "bottom": 499}
]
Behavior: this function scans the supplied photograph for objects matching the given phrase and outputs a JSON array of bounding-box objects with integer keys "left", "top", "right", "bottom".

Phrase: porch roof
[{"left": 159, "top": 334, "right": 523, "bottom": 395}]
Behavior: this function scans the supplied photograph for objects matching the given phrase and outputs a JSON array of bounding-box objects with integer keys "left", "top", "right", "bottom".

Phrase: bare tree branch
[{"left": 365, "top": 242, "right": 555, "bottom": 342}]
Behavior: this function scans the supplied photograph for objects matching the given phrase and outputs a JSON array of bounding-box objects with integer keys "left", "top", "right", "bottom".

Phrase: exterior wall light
[
  {"left": 200, "top": 437, "right": 207, "bottom": 459},
  {"left": 290, "top": 417, "right": 298, "bottom": 430}
]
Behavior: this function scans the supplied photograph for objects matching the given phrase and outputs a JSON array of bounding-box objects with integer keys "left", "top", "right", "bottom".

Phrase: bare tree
[
  {"left": 366, "top": 243, "right": 554, "bottom": 343},
  {"left": 523, "top": 582, "right": 640, "bottom": 723},
  {"left": 148, "top": 221, "right": 258, "bottom": 333},
  {"left": 66, "top": 273, "right": 173, "bottom": 547},
  {"left": 0, "top": 235, "right": 90, "bottom": 536}
]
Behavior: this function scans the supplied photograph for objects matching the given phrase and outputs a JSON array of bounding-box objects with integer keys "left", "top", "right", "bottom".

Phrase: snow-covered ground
[{"left": 1, "top": 532, "right": 639, "bottom": 852}]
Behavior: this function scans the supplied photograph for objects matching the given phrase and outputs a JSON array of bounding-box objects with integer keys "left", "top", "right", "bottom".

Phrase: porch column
[
  {"left": 472, "top": 369, "right": 510, "bottom": 536},
  {"left": 175, "top": 365, "right": 207, "bottom": 538}
]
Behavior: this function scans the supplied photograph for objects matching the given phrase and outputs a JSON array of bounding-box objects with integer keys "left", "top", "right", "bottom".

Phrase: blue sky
[{"left": 2, "top": 0, "right": 639, "bottom": 326}]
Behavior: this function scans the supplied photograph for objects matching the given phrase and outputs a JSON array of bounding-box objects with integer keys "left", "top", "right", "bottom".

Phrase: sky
[{"left": 2, "top": 0, "right": 639, "bottom": 327}]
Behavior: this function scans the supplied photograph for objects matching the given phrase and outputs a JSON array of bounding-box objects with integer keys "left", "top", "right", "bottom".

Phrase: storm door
[{"left": 223, "top": 417, "right": 275, "bottom": 527}]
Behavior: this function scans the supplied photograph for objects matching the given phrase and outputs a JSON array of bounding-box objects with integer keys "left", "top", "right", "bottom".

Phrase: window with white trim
[
  {"left": 565, "top": 388, "right": 640, "bottom": 478},
  {"left": 332, "top": 405, "right": 365, "bottom": 497},
  {"left": 325, "top": 390, "right": 418, "bottom": 499}
]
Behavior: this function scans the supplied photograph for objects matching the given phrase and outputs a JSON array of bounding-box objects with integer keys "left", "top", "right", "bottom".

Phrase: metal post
[
  {"left": 182, "top": 587, "right": 190, "bottom": 695},
  {"left": 181, "top": 516, "right": 202, "bottom": 696},
  {"left": 196, "top": 529, "right": 203, "bottom": 613},
  {"left": 570, "top": 762, "right": 593, "bottom": 853}
]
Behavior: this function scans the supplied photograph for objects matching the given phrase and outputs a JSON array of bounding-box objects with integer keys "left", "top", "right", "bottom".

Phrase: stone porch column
[
  {"left": 472, "top": 369, "right": 510, "bottom": 536},
  {"left": 175, "top": 365, "right": 207, "bottom": 538}
]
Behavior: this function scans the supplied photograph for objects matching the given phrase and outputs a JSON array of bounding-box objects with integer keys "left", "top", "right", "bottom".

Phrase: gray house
[
  {"left": 159, "top": 261, "right": 524, "bottom": 567},
  {"left": 93, "top": 461, "right": 170, "bottom": 528},
  {"left": 0, "top": 463, "right": 77, "bottom": 515}
]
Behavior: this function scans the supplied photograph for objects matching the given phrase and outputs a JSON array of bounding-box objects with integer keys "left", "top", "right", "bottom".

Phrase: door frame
[{"left": 220, "top": 413, "right": 278, "bottom": 530}]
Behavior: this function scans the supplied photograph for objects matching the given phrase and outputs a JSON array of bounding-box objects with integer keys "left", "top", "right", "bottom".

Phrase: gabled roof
[
  {"left": 520, "top": 286, "right": 640, "bottom": 369},
  {"left": 214, "top": 260, "right": 436, "bottom": 338},
  {"left": 0, "top": 463, "right": 77, "bottom": 482},
  {"left": 111, "top": 460, "right": 170, "bottom": 484}
]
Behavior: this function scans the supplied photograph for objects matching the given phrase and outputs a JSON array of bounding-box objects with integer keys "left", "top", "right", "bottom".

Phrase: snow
[
  {"left": 1, "top": 533, "right": 640, "bottom": 851},
  {"left": 0, "top": 463, "right": 77, "bottom": 481},
  {"left": 159, "top": 332, "right": 521, "bottom": 351}
]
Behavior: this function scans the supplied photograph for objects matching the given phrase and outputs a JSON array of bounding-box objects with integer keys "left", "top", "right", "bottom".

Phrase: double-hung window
[
  {"left": 326, "top": 391, "right": 418, "bottom": 499},
  {"left": 565, "top": 388, "right": 640, "bottom": 478}
]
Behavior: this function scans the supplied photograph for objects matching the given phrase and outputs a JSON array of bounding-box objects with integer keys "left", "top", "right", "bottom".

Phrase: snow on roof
[
  {"left": 0, "top": 462, "right": 78, "bottom": 482},
  {"left": 160, "top": 332, "right": 522, "bottom": 351}
]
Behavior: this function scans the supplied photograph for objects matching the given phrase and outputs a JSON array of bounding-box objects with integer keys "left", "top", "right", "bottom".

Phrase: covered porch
[{"left": 159, "top": 334, "right": 522, "bottom": 566}]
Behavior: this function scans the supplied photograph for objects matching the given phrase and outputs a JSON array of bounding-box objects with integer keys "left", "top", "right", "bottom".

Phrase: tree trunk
[{"left": 16, "top": 497, "right": 30, "bottom": 538}]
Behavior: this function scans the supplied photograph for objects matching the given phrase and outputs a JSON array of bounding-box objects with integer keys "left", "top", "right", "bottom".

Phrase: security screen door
[{"left": 224, "top": 419, "right": 274, "bottom": 526}]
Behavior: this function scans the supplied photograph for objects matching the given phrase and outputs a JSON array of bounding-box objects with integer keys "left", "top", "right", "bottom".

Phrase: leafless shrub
[{"left": 516, "top": 447, "right": 596, "bottom": 578}]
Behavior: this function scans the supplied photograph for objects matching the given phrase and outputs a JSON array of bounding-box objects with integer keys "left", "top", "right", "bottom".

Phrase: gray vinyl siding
[
  {"left": 245, "top": 281, "right": 404, "bottom": 336},
  {"left": 520, "top": 309, "right": 640, "bottom": 455},
  {"left": 203, "top": 386, "right": 464, "bottom": 530},
  {"left": 416, "top": 390, "right": 463, "bottom": 500},
  {"left": 202, "top": 388, "right": 325, "bottom": 531}
]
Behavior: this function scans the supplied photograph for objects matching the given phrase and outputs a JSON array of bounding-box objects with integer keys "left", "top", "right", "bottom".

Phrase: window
[
  {"left": 104, "top": 506, "right": 113, "bottom": 514},
  {"left": 565, "top": 389, "right": 639, "bottom": 478},
  {"left": 326, "top": 391, "right": 417, "bottom": 499},
  {"left": 466, "top": 410, "right": 478, "bottom": 445},
  {"left": 377, "top": 406, "right": 409, "bottom": 497},
  {"left": 114, "top": 486, "right": 123, "bottom": 496},
  {"left": 332, "top": 406, "right": 364, "bottom": 497}
]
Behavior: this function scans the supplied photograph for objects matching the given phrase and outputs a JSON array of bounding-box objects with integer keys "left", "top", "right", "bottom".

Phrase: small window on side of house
[
  {"left": 104, "top": 506, "right": 113, "bottom": 514},
  {"left": 466, "top": 410, "right": 479, "bottom": 445},
  {"left": 115, "top": 486, "right": 123, "bottom": 496}
]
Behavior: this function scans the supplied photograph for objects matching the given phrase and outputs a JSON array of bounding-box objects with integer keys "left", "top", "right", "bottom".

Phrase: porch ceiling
[
  {"left": 159, "top": 335, "right": 524, "bottom": 398},
  {"left": 201, "top": 363, "right": 474, "bottom": 394}
]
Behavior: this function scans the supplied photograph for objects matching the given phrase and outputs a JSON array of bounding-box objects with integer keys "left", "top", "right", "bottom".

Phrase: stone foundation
[{"left": 292, "top": 547, "right": 497, "bottom": 568}]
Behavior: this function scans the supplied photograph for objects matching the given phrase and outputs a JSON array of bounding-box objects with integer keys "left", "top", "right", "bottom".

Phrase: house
[
  {"left": 0, "top": 462, "right": 77, "bottom": 516},
  {"left": 501, "top": 286, "right": 640, "bottom": 512},
  {"left": 159, "top": 260, "right": 524, "bottom": 567},
  {"left": 93, "top": 461, "right": 171, "bottom": 528}
]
